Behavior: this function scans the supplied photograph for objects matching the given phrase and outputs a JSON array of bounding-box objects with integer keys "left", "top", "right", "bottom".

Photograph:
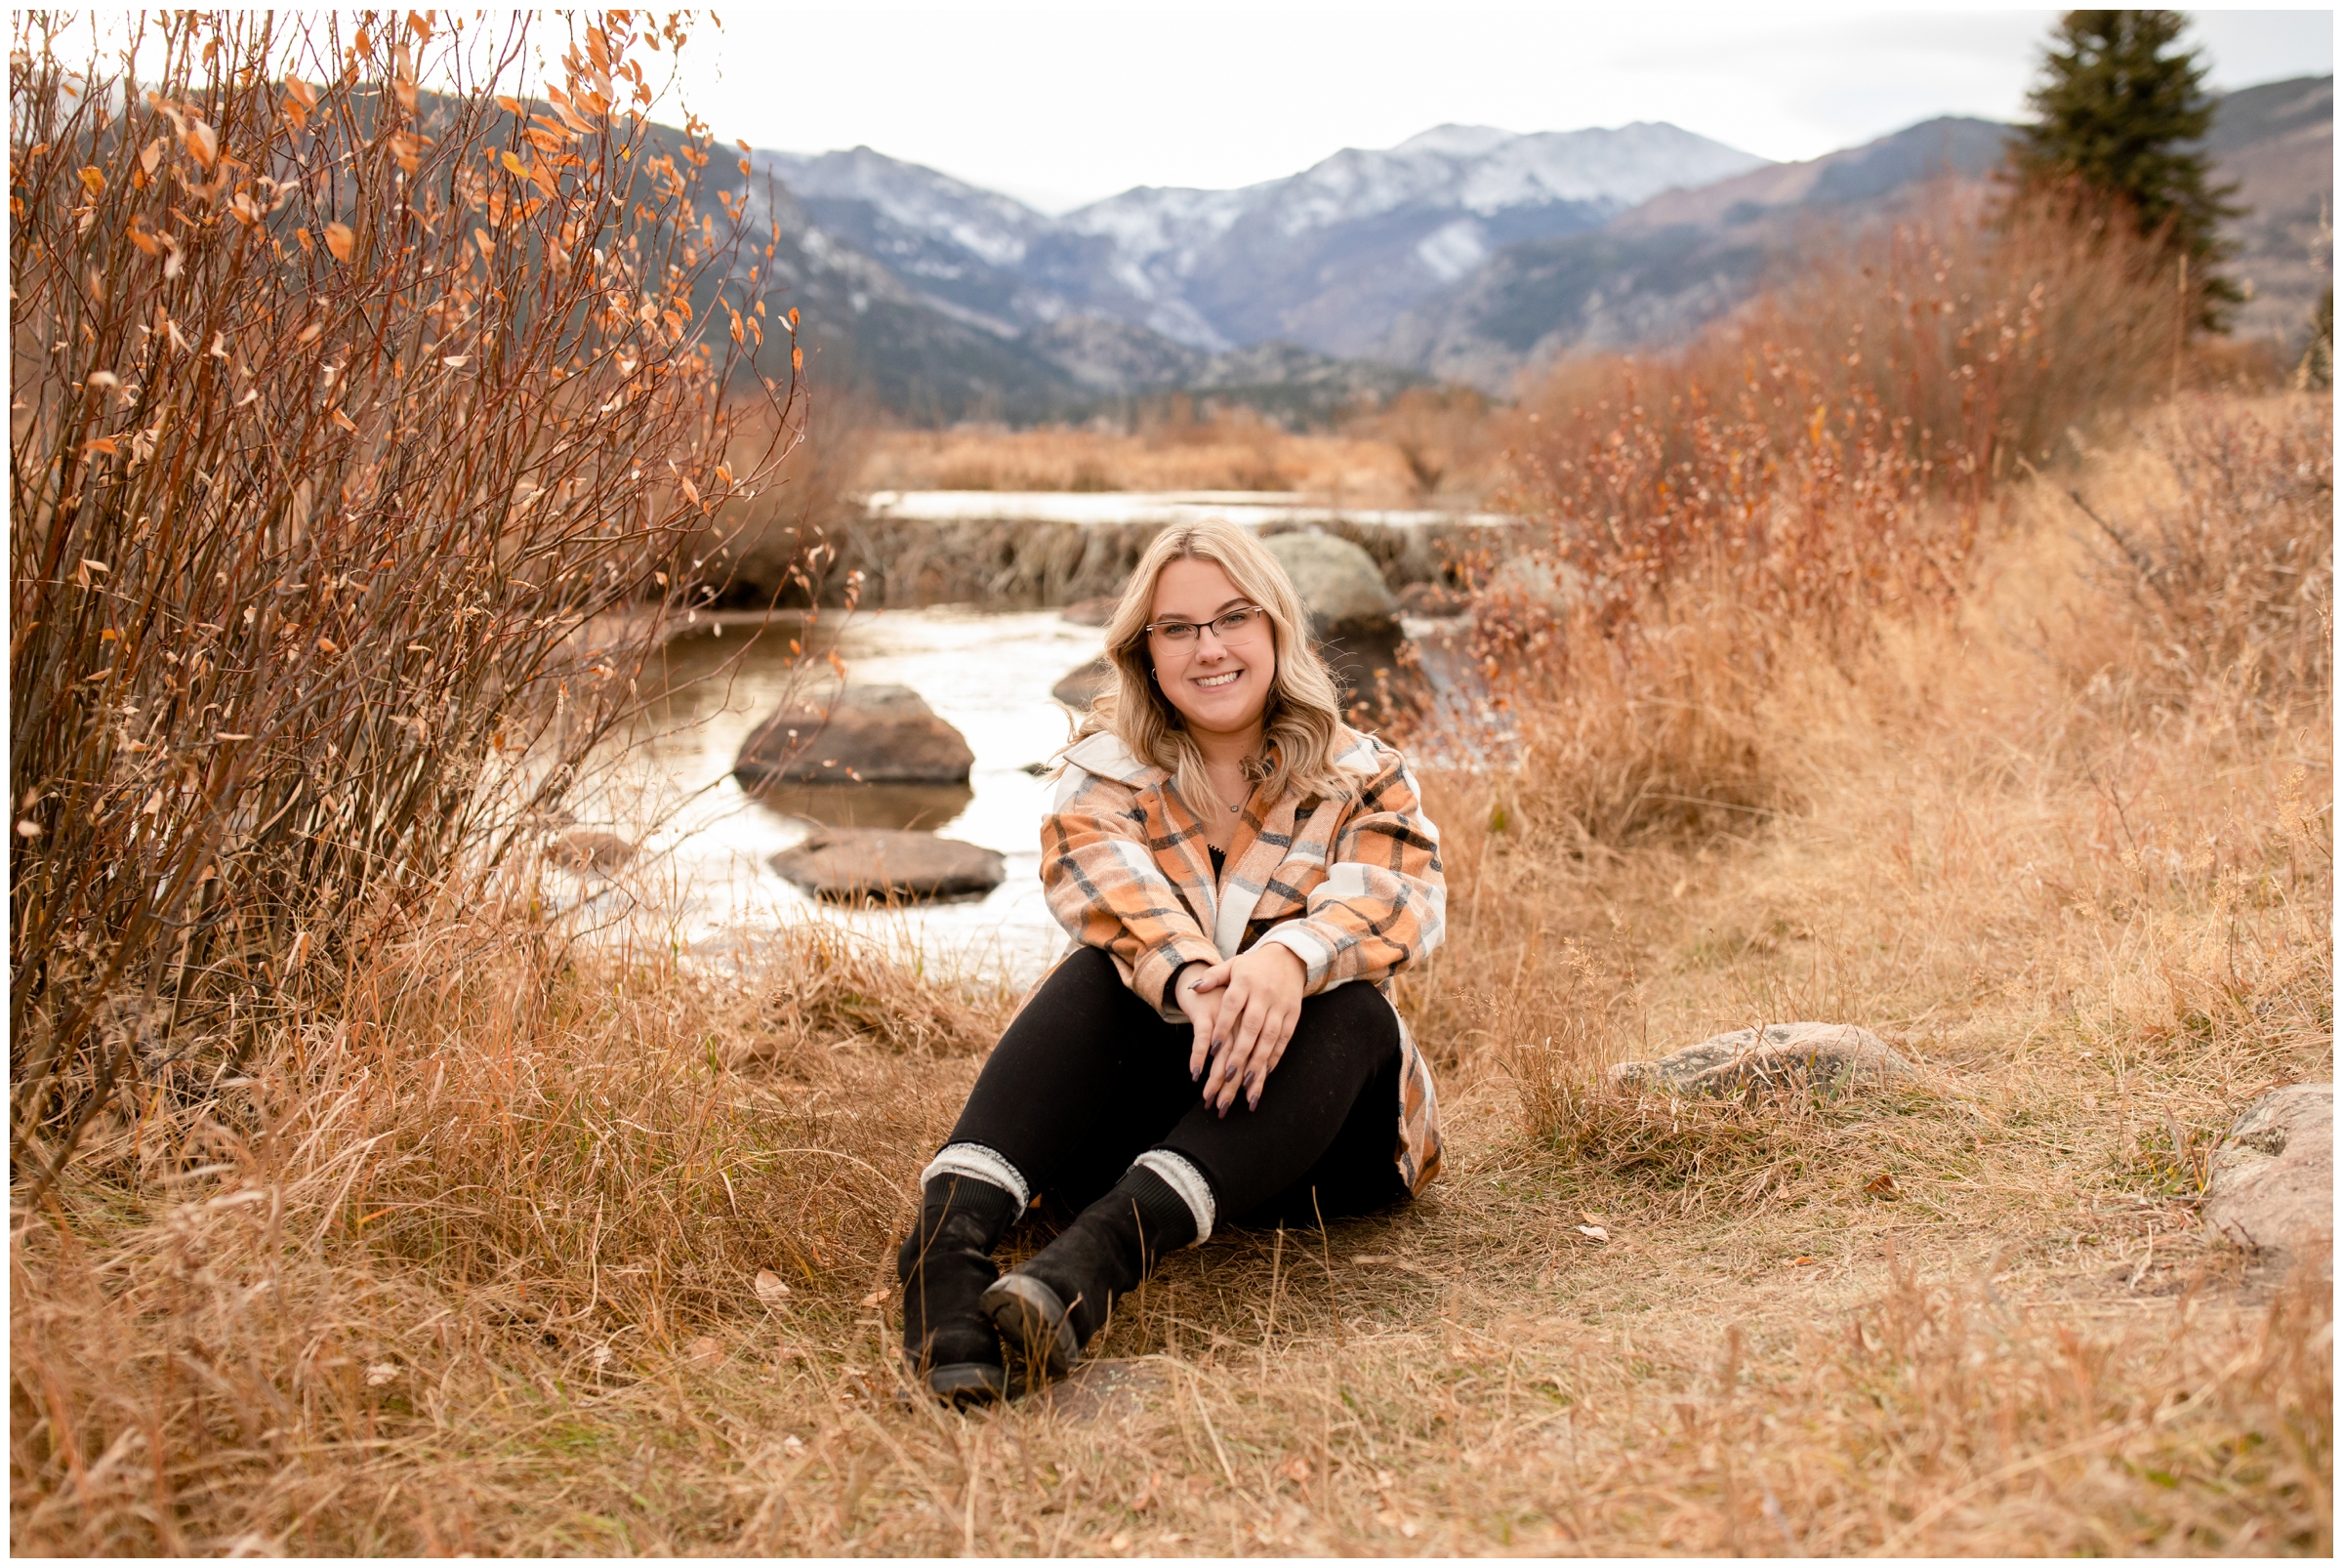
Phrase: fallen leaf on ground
[
  {"left": 754, "top": 1269, "right": 791, "bottom": 1302},
  {"left": 858, "top": 1288, "right": 888, "bottom": 1307},
  {"left": 1576, "top": 1223, "right": 1609, "bottom": 1242},
  {"left": 1789, "top": 1256, "right": 1818, "bottom": 1266},
  {"left": 1866, "top": 1174, "right": 1902, "bottom": 1198},
  {"left": 364, "top": 1363, "right": 399, "bottom": 1386},
  {"left": 687, "top": 1336, "right": 722, "bottom": 1363}
]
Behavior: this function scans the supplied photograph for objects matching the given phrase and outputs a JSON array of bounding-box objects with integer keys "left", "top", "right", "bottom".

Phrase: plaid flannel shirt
[{"left": 1040, "top": 726, "right": 1447, "bottom": 1196}]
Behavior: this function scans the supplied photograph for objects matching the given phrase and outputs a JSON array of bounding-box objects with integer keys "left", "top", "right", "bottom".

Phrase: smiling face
[{"left": 1146, "top": 557, "right": 1276, "bottom": 741}]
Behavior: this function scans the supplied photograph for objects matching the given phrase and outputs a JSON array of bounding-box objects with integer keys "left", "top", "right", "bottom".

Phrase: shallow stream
[{"left": 570, "top": 605, "right": 1103, "bottom": 985}]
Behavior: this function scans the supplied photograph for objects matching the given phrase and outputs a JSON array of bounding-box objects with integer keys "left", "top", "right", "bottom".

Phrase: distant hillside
[
  {"left": 2202, "top": 75, "right": 2332, "bottom": 348},
  {"left": 1375, "top": 118, "right": 2011, "bottom": 389},
  {"left": 1375, "top": 77, "right": 2332, "bottom": 391}
]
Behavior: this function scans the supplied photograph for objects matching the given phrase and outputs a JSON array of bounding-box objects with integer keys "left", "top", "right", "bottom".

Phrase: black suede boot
[
  {"left": 980, "top": 1165, "right": 1199, "bottom": 1384},
  {"left": 897, "top": 1174, "right": 1021, "bottom": 1407}
]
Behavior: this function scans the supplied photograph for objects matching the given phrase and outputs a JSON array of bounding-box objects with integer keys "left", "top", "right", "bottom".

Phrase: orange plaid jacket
[{"left": 1041, "top": 726, "right": 1446, "bottom": 1196}]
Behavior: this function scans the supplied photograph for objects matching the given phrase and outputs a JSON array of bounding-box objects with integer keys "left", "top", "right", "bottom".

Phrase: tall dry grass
[
  {"left": 9, "top": 13, "right": 800, "bottom": 1189},
  {"left": 1466, "top": 187, "right": 2266, "bottom": 846}
]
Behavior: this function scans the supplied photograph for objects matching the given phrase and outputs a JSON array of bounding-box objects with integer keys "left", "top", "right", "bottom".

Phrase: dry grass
[
  {"left": 14, "top": 391, "right": 2330, "bottom": 1555},
  {"left": 857, "top": 404, "right": 1498, "bottom": 509}
]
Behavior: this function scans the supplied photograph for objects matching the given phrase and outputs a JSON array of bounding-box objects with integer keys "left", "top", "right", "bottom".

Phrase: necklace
[{"left": 1211, "top": 766, "right": 1252, "bottom": 814}]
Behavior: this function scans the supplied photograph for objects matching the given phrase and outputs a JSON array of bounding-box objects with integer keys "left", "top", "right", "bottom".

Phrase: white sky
[{"left": 665, "top": 4, "right": 2334, "bottom": 212}]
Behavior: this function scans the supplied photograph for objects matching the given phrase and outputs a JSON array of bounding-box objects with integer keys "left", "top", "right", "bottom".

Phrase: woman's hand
[
  {"left": 1173, "top": 964, "right": 1221, "bottom": 1054},
  {"left": 1190, "top": 944, "right": 1307, "bottom": 1115}
]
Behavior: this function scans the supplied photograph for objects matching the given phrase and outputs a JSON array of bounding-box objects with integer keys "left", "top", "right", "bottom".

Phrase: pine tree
[{"left": 2012, "top": 10, "right": 2245, "bottom": 330}]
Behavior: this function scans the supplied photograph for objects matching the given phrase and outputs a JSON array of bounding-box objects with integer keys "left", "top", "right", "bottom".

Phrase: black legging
[{"left": 946, "top": 944, "right": 1410, "bottom": 1228}]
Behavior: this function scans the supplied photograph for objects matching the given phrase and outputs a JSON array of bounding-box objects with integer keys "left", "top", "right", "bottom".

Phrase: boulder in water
[
  {"left": 1052, "top": 656, "right": 1115, "bottom": 710},
  {"left": 769, "top": 827, "right": 1007, "bottom": 903},
  {"left": 1264, "top": 531, "right": 1399, "bottom": 635},
  {"left": 1612, "top": 1023, "right": 1914, "bottom": 1098},
  {"left": 1262, "top": 531, "right": 1415, "bottom": 715},
  {"left": 2203, "top": 1083, "right": 2333, "bottom": 1271},
  {"left": 735, "top": 683, "right": 974, "bottom": 789}
]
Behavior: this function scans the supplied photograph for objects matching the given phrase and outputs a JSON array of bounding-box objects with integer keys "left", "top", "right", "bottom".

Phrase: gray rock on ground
[
  {"left": 769, "top": 827, "right": 1006, "bottom": 903},
  {"left": 1052, "top": 656, "right": 1115, "bottom": 710},
  {"left": 1612, "top": 1022, "right": 1914, "bottom": 1098},
  {"left": 2203, "top": 1083, "right": 2333, "bottom": 1271},
  {"left": 735, "top": 682, "right": 975, "bottom": 789}
]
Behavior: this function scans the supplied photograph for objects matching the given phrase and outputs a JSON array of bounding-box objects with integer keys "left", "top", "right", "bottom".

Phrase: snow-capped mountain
[
  {"left": 1057, "top": 121, "right": 1769, "bottom": 354},
  {"left": 745, "top": 121, "right": 1770, "bottom": 360}
]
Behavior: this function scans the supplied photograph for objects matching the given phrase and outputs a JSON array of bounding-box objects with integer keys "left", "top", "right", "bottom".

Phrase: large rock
[
  {"left": 1052, "top": 656, "right": 1115, "bottom": 710},
  {"left": 1612, "top": 1022, "right": 1914, "bottom": 1098},
  {"left": 769, "top": 828, "right": 1006, "bottom": 903},
  {"left": 734, "top": 683, "right": 974, "bottom": 789},
  {"left": 1264, "top": 531, "right": 1400, "bottom": 634},
  {"left": 2203, "top": 1083, "right": 2332, "bottom": 1270},
  {"left": 1262, "top": 531, "right": 1414, "bottom": 714}
]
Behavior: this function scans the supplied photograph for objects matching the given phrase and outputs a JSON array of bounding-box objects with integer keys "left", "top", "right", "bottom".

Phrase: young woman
[{"left": 895, "top": 519, "right": 1446, "bottom": 1406}]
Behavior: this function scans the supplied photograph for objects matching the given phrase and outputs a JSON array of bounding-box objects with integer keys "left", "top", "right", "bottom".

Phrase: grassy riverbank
[{"left": 13, "top": 390, "right": 2329, "bottom": 1553}]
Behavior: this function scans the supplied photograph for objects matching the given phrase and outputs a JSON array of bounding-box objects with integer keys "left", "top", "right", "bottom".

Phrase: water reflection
[{"left": 742, "top": 779, "right": 978, "bottom": 832}]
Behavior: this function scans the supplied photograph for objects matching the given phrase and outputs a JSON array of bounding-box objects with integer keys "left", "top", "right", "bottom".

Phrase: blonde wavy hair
[{"left": 1074, "top": 520, "right": 1355, "bottom": 810}]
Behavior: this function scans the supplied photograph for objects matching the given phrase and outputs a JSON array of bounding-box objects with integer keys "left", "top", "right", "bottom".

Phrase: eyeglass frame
[{"left": 1142, "top": 603, "right": 1273, "bottom": 646}]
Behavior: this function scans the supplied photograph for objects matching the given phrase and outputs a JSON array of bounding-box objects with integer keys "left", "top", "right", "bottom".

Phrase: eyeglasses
[{"left": 1144, "top": 604, "right": 1270, "bottom": 645}]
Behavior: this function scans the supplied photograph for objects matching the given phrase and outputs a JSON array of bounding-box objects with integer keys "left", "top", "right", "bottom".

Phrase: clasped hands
[{"left": 1174, "top": 944, "right": 1307, "bottom": 1116}]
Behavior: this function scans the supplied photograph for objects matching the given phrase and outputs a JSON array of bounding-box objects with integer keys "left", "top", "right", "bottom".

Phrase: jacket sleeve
[
  {"left": 1255, "top": 745, "right": 1445, "bottom": 994},
  {"left": 1041, "top": 768, "right": 1222, "bottom": 1011}
]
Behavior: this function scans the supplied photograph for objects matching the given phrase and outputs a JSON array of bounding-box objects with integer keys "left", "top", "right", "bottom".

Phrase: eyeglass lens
[{"left": 1156, "top": 606, "right": 1259, "bottom": 641}]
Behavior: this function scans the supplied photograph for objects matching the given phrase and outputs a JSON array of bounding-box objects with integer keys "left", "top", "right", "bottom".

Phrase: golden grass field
[
  {"left": 855, "top": 392, "right": 1505, "bottom": 511},
  {"left": 12, "top": 392, "right": 2330, "bottom": 1554}
]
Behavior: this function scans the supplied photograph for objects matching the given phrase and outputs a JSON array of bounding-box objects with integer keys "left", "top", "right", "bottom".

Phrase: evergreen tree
[{"left": 2012, "top": 10, "right": 2245, "bottom": 330}]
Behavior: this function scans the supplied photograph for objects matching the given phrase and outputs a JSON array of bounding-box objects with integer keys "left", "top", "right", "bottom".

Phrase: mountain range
[{"left": 717, "top": 77, "right": 2331, "bottom": 420}]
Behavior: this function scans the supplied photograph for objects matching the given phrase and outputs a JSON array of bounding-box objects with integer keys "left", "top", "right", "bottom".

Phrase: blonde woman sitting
[{"left": 896, "top": 519, "right": 1445, "bottom": 1406}]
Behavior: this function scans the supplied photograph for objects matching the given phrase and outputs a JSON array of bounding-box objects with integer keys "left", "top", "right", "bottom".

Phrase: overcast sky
[{"left": 659, "top": 5, "right": 2333, "bottom": 211}]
